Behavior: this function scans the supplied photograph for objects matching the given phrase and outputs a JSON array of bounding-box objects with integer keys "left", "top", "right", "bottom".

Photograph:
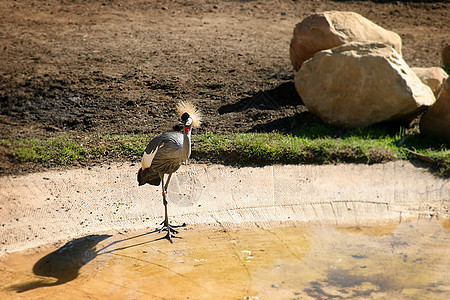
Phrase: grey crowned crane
[{"left": 137, "top": 101, "right": 201, "bottom": 242}]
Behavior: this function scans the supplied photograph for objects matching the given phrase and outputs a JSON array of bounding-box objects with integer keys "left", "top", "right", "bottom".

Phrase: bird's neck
[{"left": 182, "top": 126, "right": 192, "bottom": 160}]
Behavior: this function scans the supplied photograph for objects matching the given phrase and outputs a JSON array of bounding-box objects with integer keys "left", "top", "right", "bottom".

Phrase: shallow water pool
[{"left": 1, "top": 219, "right": 449, "bottom": 299}]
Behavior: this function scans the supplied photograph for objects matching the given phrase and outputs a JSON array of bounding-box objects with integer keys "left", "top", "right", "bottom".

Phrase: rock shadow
[
  {"left": 218, "top": 82, "right": 303, "bottom": 114},
  {"left": 250, "top": 111, "right": 321, "bottom": 133}
]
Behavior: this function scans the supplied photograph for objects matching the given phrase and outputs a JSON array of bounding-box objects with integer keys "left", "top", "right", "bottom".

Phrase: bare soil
[{"left": 0, "top": 0, "right": 449, "bottom": 171}]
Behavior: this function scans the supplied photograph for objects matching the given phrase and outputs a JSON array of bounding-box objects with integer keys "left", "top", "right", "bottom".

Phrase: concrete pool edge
[{"left": 1, "top": 161, "right": 449, "bottom": 256}]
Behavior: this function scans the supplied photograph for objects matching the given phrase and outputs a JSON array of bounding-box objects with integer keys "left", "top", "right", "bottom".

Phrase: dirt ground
[{"left": 1, "top": 0, "right": 448, "bottom": 141}]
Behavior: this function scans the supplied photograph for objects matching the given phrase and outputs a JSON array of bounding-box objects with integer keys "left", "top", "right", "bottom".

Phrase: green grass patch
[
  {"left": 0, "top": 134, "right": 148, "bottom": 166},
  {"left": 2, "top": 136, "right": 87, "bottom": 165},
  {"left": 192, "top": 130, "right": 401, "bottom": 165},
  {"left": 1, "top": 128, "right": 448, "bottom": 177}
]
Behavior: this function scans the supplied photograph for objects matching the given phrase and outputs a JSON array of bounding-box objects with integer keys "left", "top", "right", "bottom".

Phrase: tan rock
[
  {"left": 295, "top": 42, "right": 435, "bottom": 128},
  {"left": 289, "top": 11, "right": 402, "bottom": 71},
  {"left": 442, "top": 44, "right": 450, "bottom": 67},
  {"left": 420, "top": 77, "right": 450, "bottom": 142},
  {"left": 412, "top": 67, "right": 448, "bottom": 97}
]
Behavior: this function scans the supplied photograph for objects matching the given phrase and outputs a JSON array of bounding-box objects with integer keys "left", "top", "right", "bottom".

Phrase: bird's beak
[
  {"left": 185, "top": 116, "right": 193, "bottom": 126},
  {"left": 173, "top": 116, "right": 192, "bottom": 131},
  {"left": 173, "top": 120, "right": 185, "bottom": 131}
]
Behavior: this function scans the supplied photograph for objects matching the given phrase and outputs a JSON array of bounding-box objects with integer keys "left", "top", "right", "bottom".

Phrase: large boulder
[
  {"left": 412, "top": 67, "right": 448, "bottom": 97},
  {"left": 295, "top": 42, "right": 435, "bottom": 128},
  {"left": 420, "top": 77, "right": 450, "bottom": 142},
  {"left": 289, "top": 11, "right": 402, "bottom": 71}
]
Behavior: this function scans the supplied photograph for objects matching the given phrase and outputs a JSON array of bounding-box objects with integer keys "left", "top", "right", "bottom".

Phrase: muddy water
[{"left": 1, "top": 220, "right": 449, "bottom": 299}]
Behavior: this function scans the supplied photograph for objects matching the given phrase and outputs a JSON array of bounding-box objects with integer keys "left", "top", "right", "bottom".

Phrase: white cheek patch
[{"left": 142, "top": 142, "right": 164, "bottom": 169}]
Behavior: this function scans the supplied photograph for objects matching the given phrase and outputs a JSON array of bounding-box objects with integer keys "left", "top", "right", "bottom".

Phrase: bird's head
[
  {"left": 173, "top": 112, "right": 191, "bottom": 131},
  {"left": 173, "top": 101, "right": 202, "bottom": 132}
]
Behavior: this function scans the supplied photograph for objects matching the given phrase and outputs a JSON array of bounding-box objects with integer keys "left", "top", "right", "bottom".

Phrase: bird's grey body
[
  {"left": 137, "top": 131, "right": 191, "bottom": 186},
  {"left": 137, "top": 102, "right": 200, "bottom": 243}
]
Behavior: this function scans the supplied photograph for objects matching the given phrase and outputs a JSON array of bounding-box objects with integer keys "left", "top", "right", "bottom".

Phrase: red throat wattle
[{"left": 184, "top": 126, "right": 190, "bottom": 134}]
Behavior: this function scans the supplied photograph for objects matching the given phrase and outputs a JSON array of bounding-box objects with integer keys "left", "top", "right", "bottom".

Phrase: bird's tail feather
[{"left": 137, "top": 168, "right": 161, "bottom": 186}]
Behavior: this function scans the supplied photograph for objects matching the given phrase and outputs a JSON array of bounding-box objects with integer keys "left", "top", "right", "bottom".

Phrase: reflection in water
[
  {"left": 11, "top": 234, "right": 111, "bottom": 293},
  {"left": 303, "top": 220, "right": 450, "bottom": 299},
  {"left": 334, "top": 223, "right": 398, "bottom": 237},
  {"left": 305, "top": 268, "right": 382, "bottom": 299}
]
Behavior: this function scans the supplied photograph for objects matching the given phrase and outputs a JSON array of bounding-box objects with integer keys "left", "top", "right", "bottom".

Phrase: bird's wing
[
  {"left": 141, "top": 133, "right": 183, "bottom": 170},
  {"left": 142, "top": 136, "right": 164, "bottom": 170}
]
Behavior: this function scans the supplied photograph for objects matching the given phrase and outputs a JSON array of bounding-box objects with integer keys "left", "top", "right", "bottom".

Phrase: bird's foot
[{"left": 158, "top": 222, "right": 186, "bottom": 243}]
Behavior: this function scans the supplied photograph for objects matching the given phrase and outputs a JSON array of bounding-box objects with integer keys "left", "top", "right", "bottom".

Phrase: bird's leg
[
  {"left": 163, "top": 173, "right": 186, "bottom": 229},
  {"left": 158, "top": 173, "right": 183, "bottom": 243},
  {"left": 164, "top": 173, "right": 172, "bottom": 194},
  {"left": 161, "top": 173, "right": 173, "bottom": 231}
]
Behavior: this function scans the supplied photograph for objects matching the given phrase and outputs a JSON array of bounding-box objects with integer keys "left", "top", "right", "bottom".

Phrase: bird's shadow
[{"left": 9, "top": 229, "right": 165, "bottom": 293}]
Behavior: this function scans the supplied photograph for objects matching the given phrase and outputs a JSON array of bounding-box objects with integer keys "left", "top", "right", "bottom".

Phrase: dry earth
[{"left": 1, "top": 0, "right": 448, "bottom": 140}]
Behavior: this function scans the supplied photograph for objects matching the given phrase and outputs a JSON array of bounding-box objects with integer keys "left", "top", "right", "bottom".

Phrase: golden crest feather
[{"left": 176, "top": 101, "right": 202, "bottom": 128}]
